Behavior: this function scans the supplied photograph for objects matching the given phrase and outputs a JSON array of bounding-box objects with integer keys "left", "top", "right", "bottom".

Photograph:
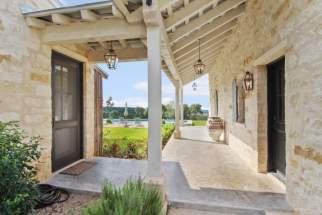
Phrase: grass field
[
  {"left": 104, "top": 127, "right": 148, "bottom": 139},
  {"left": 192, "top": 120, "right": 207, "bottom": 126},
  {"left": 102, "top": 125, "right": 175, "bottom": 159}
]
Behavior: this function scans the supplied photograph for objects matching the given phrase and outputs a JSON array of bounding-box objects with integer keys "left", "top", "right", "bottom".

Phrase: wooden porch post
[
  {"left": 147, "top": 25, "right": 163, "bottom": 179},
  {"left": 174, "top": 81, "right": 181, "bottom": 138}
]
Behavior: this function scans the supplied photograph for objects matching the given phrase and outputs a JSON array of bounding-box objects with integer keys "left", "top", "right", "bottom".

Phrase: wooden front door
[
  {"left": 52, "top": 52, "right": 83, "bottom": 172},
  {"left": 94, "top": 69, "right": 104, "bottom": 156},
  {"left": 267, "top": 57, "right": 286, "bottom": 175}
]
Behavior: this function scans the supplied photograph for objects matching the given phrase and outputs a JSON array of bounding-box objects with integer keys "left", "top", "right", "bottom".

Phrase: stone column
[
  {"left": 147, "top": 25, "right": 162, "bottom": 179},
  {"left": 209, "top": 87, "right": 216, "bottom": 117},
  {"left": 174, "top": 82, "right": 181, "bottom": 138},
  {"left": 180, "top": 85, "right": 184, "bottom": 126}
]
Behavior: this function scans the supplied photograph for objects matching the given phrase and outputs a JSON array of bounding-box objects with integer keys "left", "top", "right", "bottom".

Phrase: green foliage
[
  {"left": 106, "top": 119, "right": 112, "bottom": 124},
  {"left": 162, "top": 104, "right": 175, "bottom": 119},
  {"left": 103, "top": 107, "right": 148, "bottom": 119},
  {"left": 161, "top": 124, "right": 175, "bottom": 147},
  {"left": 0, "top": 121, "right": 41, "bottom": 215},
  {"left": 102, "top": 125, "right": 175, "bottom": 159},
  {"left": 81, "top": 179, "right": 164, "bottom": 215},
  {"left": 192, "top": 120, "right": 207, "bottom": 126},
  {"left": 102, "top": 136, "right": 147, "bottom": 159}
]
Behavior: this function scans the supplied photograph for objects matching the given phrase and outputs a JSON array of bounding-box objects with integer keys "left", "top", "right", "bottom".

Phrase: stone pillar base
[{"left": 174, "top": 130, "right": 181, "bottom": 139}]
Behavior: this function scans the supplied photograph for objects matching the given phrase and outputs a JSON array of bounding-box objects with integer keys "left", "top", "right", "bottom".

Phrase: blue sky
[
  {"left": 98, "top": 61, "right": 210, "bottom": 110},
  {"left": 61, "top": 0, "right": 209, "bottom": 109}
]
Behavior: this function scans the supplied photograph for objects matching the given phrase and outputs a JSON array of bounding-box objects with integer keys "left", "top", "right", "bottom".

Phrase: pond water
[{"left": 105, "top": 119, "right": 175, "bottom": 127}]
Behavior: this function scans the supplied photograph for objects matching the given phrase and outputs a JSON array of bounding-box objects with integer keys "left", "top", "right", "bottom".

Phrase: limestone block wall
[
  {"left": 0, "top": 0, "right": 96, "bottom": 180},
  {"left": 208, "top": 0, "right": 322, "bottom": 214}
]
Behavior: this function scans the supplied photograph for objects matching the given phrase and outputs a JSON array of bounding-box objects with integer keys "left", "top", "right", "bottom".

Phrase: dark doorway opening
[
  {"left": 52, "top": 52, "right": 83, "bottom": 172},
  {"left": 267, "top": 57, "right": 286, "bottom": 175}
]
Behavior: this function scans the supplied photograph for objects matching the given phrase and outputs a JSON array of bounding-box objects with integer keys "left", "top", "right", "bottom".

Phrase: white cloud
[
  {"left": 133, "top": 81, "right": 175, "bottom": 96},
  {"left": 162, "top": 97, "right": 174, "bottom": 105},
  {"left": 133, "top": 81, "right": 148, "bottom": 92}
]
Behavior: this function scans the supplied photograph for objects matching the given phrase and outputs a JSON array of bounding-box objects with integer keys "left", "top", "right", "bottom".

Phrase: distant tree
[
  {"left": 190, "top": 104, "right": 202, "bottom": 115},
  {"left": 144, "top": 108, "right": 148, "bottom": 119},
  {"left": 135, "top": 107, "right": 146, "bottom": 119},
  {"left": 164, "top": 104, "right": 175, "bottom": 119},
  {"left": 110, "top": 110, "right": 119, "bottom": 119},
  {"left": 183, "top": 104, "right": 191, "bottom": 120}
]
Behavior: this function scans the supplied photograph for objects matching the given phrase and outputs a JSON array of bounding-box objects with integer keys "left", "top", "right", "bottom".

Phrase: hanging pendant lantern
[
  {"left": 194, "top": 39, "right": 205, "bottom": 75},
  {"left": 192, "top": 75, "right": 197, "bottom": 91},
  {"left": 104, "top": 41, "right": 118, "bottom": 70},
  {"left": 192, "top": 82, "right": 197, "bottom": 91}
]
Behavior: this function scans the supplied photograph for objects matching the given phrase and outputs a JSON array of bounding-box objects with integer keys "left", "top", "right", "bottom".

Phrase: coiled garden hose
[{"left": 35, "top": 184, "right": 70, "bottom": 209}]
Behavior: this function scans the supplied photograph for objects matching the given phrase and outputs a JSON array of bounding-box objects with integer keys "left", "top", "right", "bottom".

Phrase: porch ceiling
[{"left": 22, "top": 0, "right": 246, "bottom": 85}]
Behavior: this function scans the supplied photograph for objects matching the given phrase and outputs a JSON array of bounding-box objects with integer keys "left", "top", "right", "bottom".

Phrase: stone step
[
  {"left": 169, "top": 200, "right": 266, "bottom": 215},
  {"left": 265, "top": 211, "right": 299, "bottom": 215}
]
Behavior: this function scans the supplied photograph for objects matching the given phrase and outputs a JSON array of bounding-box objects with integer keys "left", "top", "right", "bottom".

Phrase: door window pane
[
  {"left": 62, "top": 66, "right": 76, "bottom": 121},
  {"left": 54, "top": 66, "right": 62, "bottom": 121}
]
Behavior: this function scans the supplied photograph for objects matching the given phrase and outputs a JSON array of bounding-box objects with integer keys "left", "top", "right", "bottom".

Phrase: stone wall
[
  {"left": 208, "top": 0, "right": 322, "bottom": 214},
  {"left": 0, "top": 0, "right": 95, "bottom": 180}
]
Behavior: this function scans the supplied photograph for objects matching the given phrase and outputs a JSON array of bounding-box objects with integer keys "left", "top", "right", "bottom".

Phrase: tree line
[{"left": 103, "top": 104, "right": 208, "bottom": 121}]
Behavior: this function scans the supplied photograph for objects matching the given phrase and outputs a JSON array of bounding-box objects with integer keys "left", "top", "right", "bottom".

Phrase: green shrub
[
  {"left": 162, "top": 124, "right": 175, "bottom": 147},
  {"left": 106, "top": 119, "right": 112, "bottom": 124},
  {"left": 82, "top": 179, "right": 164, "bottom": 215},
  {"left": 0, "top": 121, "right": 41, "bottom": 215},
  {"left": 102, "top": 137, "right": 147, "bottom": 159}
]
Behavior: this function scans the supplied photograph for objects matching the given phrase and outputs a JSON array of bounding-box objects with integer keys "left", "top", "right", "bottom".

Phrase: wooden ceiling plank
[{"left": 168, "top": 0, "right": 245, "bottom": 43}]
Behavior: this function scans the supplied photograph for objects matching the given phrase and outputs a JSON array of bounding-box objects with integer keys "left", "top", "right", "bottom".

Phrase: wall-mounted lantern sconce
[
  {"left": 243, "top": 71, "right": 254, "bottom": 91},
  {"left": 146, "top": 0, "right": 152, "bottom": 6}
]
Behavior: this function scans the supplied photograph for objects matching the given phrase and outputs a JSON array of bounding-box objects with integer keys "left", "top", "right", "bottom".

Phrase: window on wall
[
  {"left": 215, "top": 90, "right": 219, "bottom": 116},
  {"left": 232, "top": 79, "right": 245, "bottom": 123}
]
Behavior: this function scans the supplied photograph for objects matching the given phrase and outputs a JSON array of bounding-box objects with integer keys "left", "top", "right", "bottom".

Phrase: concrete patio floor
[{"left": 46, "top": 126, "right": 293, "bottom": 214}]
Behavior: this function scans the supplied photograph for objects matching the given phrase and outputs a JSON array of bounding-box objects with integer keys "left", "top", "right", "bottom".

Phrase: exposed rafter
[
  {"left": 80, "top": 9, "right": 98, "bottom": 21},
  {"left": 164, "top": 0, "right": 219, "bottom": 31},
  {"left": 113, "top": 0, "right": 143, "bottom": 23},
  {"left": 42, "top": 19, "right": 146, "bottom": 44},
  {"left": 176, "top": 45, "right": 223, "bottom": 67},
  {"left": 51, "top": 13, "right": 71, "bottom": 25},
  {"left": 178, "top": 51, "right": 220, "bottom": 72},
  {"left": 87, "top": 47, "right": 147, "bottom": 62},
  {"left": 119, "top": 39, "right": 128, "bottom": 48},
  {"left": 174, "top": 30, "right": 231, "bottom": 60},
  {"left": 169, "top": 0, "right": 246, "bottom": 43},
  {"left": 171, "top": 8, "right": 242, "bottom": 53}
]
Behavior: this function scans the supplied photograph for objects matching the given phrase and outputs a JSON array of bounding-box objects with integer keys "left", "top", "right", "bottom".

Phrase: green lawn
[
  {"left": 102, "top": 125, "right": 175, "bottom": 159},
  {"left": 104, "top": 127, "right": 148, "bottom": 139},
  {"left": 192, "top": 120, "right": 207, "bottom": 126}
]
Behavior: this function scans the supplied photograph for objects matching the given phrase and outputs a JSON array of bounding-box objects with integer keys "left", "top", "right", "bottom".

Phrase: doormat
[{"left": 60, "top": 161, "right": 96, "bottom": 176}]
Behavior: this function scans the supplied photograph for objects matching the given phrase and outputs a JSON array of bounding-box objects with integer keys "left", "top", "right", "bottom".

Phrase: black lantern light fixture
[
  {"left": 192, "top": 82, "right": 197, "bottom": 91},
  {"left": 243, "top": 71, "right": 254, "bottom": 91},
  {"left": 104, "top": 41, "right": 118, "bottom": 70},
  {"left": 192, "top": 75, "right": 197, "bottom": 91},
  {"left": 194, "top": 39, "right": 205, "bottom": 76}
]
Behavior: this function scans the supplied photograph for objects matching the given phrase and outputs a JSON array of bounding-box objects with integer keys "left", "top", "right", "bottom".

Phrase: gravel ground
[{"left": 33, "top": 193, "right": 99, "bottom": 215}]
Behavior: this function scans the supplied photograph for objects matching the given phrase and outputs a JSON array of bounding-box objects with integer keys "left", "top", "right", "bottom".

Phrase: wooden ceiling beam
[
  {"left": 87, "top": 47, "right": 147, "bottom": 62},
  {"left": 164, "top": 0, "right": 219, "bottom": 31},
  {"left": 42, "top": 19, "right": 146, "bottom": 44},
  {"left": 51, "top": 13, "right": 71, "bottom": 25},
  {"left": 168, "top": 0, "right": 245, "bottom": 43},
  {"left": 80, "top": 9, "right": 98, "bottom": 21},
  {"left": 171, "top": 10, "right": 241, "bottom": 52},
  {"left": 176, "top": 43, "right": 223, "bottom": 66},
  {"left": 174, "top": 30, "right": 232, "bottom": 60}
]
